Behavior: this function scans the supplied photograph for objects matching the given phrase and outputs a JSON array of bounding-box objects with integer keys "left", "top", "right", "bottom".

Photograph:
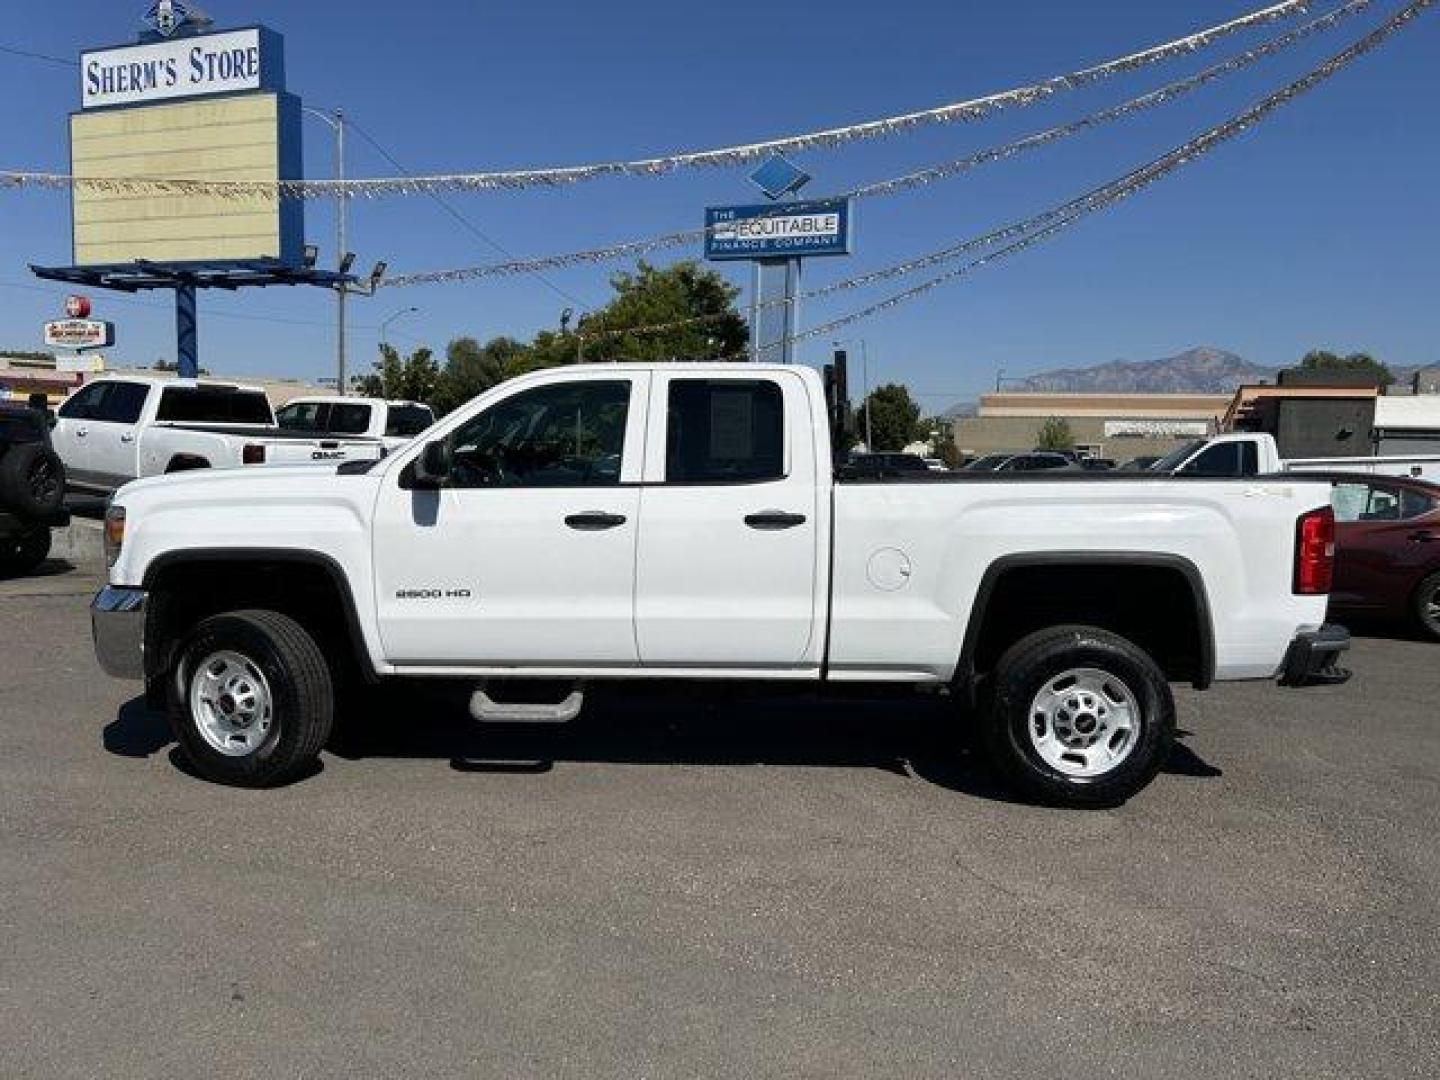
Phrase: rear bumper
[
  {"left": 91, "top": 587, "right": 147, "bottom": 681},
  {"left": 1279, "top": 624, "right": 1352, "bottom": 687}
]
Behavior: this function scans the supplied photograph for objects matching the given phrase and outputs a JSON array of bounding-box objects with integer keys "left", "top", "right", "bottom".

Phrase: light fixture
[
  {"left": 302, "top": 244, "right": 319, "bottom": 269},
  {"left": 339, "top": 251, "right": 357, "bottom": 275},
  {"left": 369, "top": 261, "right": 388, "bottom": 286}
]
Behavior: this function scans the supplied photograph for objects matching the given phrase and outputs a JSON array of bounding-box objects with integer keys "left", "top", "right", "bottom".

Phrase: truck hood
[{"left": 116, "top": 463, "right": 381, "bottom": 504}]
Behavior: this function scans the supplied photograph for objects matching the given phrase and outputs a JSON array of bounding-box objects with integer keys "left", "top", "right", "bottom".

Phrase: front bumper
[
  {"left": 1279, "top": 623, "right": 1352, "bottom": 687},
  {"left": 91, "top": 587, "right": 147, "bottom": 681}
]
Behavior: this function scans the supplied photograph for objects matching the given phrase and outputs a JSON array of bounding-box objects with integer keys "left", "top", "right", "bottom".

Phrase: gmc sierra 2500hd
[{"left": 91, "top": 364, "right": 1350, "bottom": 806}]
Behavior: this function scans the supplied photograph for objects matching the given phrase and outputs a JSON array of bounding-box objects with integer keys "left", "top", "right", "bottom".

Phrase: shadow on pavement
[
  {"left": 104, "top": 684, "right": 1221, "bottom": 803},
  {"left": 103, "top": 698, "right": 173, "bottom": 758}
]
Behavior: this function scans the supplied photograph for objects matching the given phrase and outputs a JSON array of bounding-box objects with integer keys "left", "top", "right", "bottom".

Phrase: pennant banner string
[
  {"left": 0, "top": 0, "right": 1315, "bottom": 199},
  {"left": 381, "top": 0, "right": 1374, "bottom": 288},
  {"left": 579, "top": 0, "right": 1433, "bottom": 350}
]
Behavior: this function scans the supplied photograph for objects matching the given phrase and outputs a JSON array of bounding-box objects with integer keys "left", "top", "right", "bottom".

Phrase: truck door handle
[
  {"left": 1411, "top": 530, "right": 1437, "bottom": 543},
  {"left": 76, "top": 428, "right": 88, "bottom": 437},
  {"left": 745, "top": 511, "right": 807, "bottom": 530},
  {"left": 120, "top": 433, "right": 135, "bottom": 443},
  {"left": 565, "top": 512, "right": 628, "bottom": 531}
]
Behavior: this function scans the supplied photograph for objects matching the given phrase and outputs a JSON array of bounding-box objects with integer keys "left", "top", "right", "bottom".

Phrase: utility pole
[
  {"left": 304, "top": 107, "right": 349, "bottom": 394},
  {"left": 335, "top": 109, "right": 347, "bottom": 395}
]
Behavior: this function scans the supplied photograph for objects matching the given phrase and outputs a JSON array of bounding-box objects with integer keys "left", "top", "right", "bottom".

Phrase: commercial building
[
  {"left": 953, "top": 392, "right": 1229, "bottom": 461},
  {"left": 1, "top": 355, "right": 324, "bottom": 409}
]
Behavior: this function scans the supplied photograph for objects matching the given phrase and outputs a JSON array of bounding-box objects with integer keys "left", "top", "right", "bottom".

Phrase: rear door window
[
  {"left": 666, "top": 380, "right": 784, "bottom": 483},
  {"left": 158, "top": 388, "right": 273, "bottom": 425},
  {"left": 326, "top": 402, "right": 373, "bottom": 435},
  {"left": 1401, "top": 488, "right": 1438, "bottom": 520}
]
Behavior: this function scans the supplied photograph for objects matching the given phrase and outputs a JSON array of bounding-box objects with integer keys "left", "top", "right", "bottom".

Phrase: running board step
[{"left": 470, "top": 687, "right": 584, "bottom": 725}]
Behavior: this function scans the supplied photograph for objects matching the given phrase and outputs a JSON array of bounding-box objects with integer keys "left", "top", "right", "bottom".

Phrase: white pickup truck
[
  {"left": 53, "top": 376, "right": 387, "bottom": 495},
  {"left": 275, "top": 396, "right": 436, "bottom": 454},
  {"left": 91, "top": 364, "right": 1350, "bottom": 806},
  {"left": 1150, "top": 432, "right": 1440, "bottom": 482}
]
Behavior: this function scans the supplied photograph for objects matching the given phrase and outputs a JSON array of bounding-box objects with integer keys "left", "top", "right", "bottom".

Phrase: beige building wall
[{"left": 954, "top": 392, "right": 1230, "bottom": 461}]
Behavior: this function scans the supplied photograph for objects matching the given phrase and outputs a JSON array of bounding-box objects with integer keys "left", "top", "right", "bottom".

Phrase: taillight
[
  {"left": 242, "top": 444, "right": 266, "bottom": 465},
  {"left": 1294, "top": 506, "right": 1336, "bottom": 595}
]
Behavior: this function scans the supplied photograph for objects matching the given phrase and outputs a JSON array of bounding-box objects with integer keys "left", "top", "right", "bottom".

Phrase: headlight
[{"left": 104, "top": 505, "right": 126, "bottom": 568}]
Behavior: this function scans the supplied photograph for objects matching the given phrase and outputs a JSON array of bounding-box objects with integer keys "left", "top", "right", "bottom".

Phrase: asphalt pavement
[{"left": 1, "top": 559, "right": 1436, "bottom": 1079}]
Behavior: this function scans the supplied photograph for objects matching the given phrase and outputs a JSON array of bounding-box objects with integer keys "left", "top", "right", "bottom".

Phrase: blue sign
[
  {"left": 705, "top": 198, "right": 854, "bottom": 261},
  {"left": 749, "top": 155, "right": 811, "bottom": 201}
]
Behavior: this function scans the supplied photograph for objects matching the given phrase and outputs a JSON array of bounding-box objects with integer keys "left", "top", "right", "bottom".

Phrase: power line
[
  {"left": 380, "top": 0, "right": 1378, "bottom": 288},
  {"left": 1, "top": 0, "right": 1317, "bottom": 198},
  {"left": 342, "top": 118, "right": 596, "bottom": 312},
  {"left": 0, "top": 43, "right": 77, "bottom": 68}
]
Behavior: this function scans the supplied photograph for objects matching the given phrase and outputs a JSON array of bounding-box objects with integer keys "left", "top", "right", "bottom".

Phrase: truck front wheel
[
  {"left": 168, "top": 610, "right": 334, "bottom": 787},
  {"left": 982, "top": 625, "right": 1175, "bottom": 808}
]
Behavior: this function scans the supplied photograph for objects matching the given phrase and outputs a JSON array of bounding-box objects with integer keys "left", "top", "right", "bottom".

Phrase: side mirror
[{"left": 411, "top": 438, "right": 453, "bottom": 489}]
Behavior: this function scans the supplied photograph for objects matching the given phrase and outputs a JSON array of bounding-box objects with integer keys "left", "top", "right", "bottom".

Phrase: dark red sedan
[{"left": 1308, "top": 472, "right": 1440, "bottom": 639}]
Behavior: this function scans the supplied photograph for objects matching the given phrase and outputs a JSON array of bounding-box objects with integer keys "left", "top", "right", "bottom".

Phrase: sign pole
[{"left": 176, "top": 283, "right": 199, "bottom": 378}]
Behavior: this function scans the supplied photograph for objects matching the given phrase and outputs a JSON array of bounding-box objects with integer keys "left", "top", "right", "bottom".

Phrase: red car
[{"left": 1312, "top": 472, "right": 1440, "bottom": 639}]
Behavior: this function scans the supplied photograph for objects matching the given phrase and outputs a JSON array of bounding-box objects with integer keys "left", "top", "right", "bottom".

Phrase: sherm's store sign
[{"left": 81, "top": 28, "right": 281, "bottom": 109}]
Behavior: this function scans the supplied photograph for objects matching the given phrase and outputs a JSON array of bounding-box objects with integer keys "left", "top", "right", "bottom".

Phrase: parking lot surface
[{"left": 1, "top": 561, "right": 1437, "bottom": 1079}]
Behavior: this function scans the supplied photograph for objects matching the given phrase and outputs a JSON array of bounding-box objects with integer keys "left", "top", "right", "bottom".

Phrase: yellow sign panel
[{"left": 70, "top": 93, "right": 301, "bottom": 266}]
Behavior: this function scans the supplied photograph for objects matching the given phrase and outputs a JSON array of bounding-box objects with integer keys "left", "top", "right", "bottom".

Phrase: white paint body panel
[
  {"left": 108, "top": 365, "right": 1334, "bottom": 686},
  {"left": 54, "top": 377, "right": 384, "bottom": 495}
]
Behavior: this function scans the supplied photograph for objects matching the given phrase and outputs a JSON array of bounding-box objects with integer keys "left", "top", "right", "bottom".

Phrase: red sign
[{"left": 65, "top": 295, "right": 92, "bottom": 319}]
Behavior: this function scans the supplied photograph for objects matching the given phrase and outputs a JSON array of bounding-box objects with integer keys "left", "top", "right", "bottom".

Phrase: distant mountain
[{"left": 1013, "top": 347, "right": 1272, "bottom": 394}]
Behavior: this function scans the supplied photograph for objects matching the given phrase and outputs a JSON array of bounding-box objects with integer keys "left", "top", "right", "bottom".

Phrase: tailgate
[{"left": 260, "top": 437, "right": 385, "bottom": 466}]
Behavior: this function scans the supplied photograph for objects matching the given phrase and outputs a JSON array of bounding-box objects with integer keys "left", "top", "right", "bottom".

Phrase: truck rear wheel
[
  {"left": 981, "top": 625, "right": 1174, "bottom": 808},
  {"left": 167, "top": 610, "right": 334, "bottom": 787}
]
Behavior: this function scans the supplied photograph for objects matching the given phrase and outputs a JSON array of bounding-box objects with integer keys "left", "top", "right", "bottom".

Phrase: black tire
[
  {"left": 0, "top": 443, "right": 65, "bottom": 516},
  {"left": 167, "top": 609, "right": 334, "bottom": 787},
  {"left": 1413, "top": 572, "right": 1440, "bottom": 641},
  {"left": 0, "top": 528, "right": 51, "bottom": 576},
  {"left": 981, "top": 625, "right": 1175, "bottom": 808}
]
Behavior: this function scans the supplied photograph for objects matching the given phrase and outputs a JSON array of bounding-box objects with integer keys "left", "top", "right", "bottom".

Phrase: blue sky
[{"left": 1, "top": 0, "right": 1437, "bottom": 408}]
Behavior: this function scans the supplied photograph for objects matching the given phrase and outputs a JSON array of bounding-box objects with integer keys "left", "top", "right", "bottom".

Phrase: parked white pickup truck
[
  {"left": 275, "top": 396, "right": 435, "bottom": 454},
  {"left": 1150, "top": 432, "right": 1440, "bottom": 482},
  {"left": 91, "top": 364, "right": 1350, "bottom": 806},
  {"left": 53, "top": 376, "right": 386, "bottom": 495}
]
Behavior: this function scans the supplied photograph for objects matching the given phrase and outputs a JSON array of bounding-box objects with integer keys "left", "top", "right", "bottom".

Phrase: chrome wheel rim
[
  {"left": 1423, "top": 586, "right": 1440, "bottom": 634},
  {"left": 1028, "top": 668, "right": 1140, "bottom": 779},
  {"left": 188, "top": 650, "right": 275, "bottom": 757}
]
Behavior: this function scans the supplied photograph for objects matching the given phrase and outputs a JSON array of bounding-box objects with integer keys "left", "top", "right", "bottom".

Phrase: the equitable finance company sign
[
  {"left": 705, "top": 199, "right": 854, "bottom": 261},
  {"left": 81, "top": 27, "right": 284, "bottom": 109}
]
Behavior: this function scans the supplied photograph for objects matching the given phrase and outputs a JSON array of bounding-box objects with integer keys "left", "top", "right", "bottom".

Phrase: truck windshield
[{"left": 158, "top": 388, "right": 273, "bottom": 425}]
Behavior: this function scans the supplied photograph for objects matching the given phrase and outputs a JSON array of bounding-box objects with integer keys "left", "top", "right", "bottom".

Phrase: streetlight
[
  {"left": 380, "top": 306, "right": 419, "bottom": 349},
  {"left": 303, "top": 106, "right": 349, "bottom": 394}
]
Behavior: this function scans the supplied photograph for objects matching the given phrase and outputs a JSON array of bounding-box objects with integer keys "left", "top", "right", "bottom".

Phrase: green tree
[
  {"left": 432, "top": 335, "right": 530, "bottom": 415},
  {"left": 1300, "top": 349, "right": 1394, "bottom": 389},
  {"left": 1036, "top": 416, "right": 1075, "bottom": 451},
  {"left": 859, "top": 384, "right": 922, "bottom": 452},
  {"left": 356, "top": 344, "right": 440, "bottom": 403},
  {"left": 578, "top": 260, "right": 747, "bottom": 362}
]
